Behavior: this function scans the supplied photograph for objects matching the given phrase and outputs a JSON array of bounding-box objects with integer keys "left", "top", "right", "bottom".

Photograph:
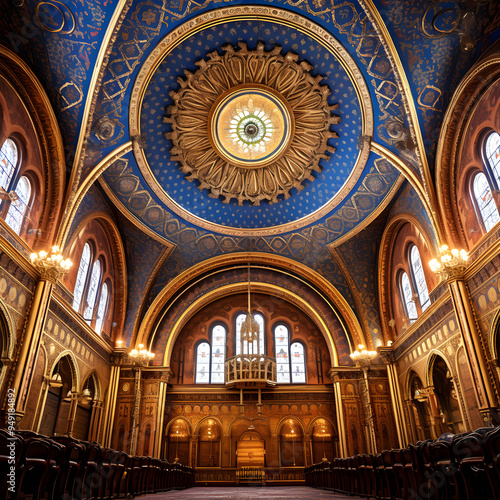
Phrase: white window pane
[
  {"left": 255, "top": 313, "right": 265, "bottom": 355},
  {"left": 401, "top": 271, "right": 417, "bottom": 321},
  {"left": 275, "top": 324, "right": 290, "bottom": 383},
  {"left": 486, "top": 132, "right": 500, "bottom": 185},
  {"left": 236, "top": 313, "right": 246, "bottom": 355},
  {"left": 95, "top": 282, "right": 109, "bottom": 335},
  {"left": 410, "top": 246, "right": 430, "bottom": 311},
  {"left": 291, "top": 342, "right": 306, "bottom": 383},
  {"left": 83, "top": 260, "right": 101, "bottom": 323},
  {"left": 5, "top": 176, "right": 30, "bottom": 235},
  {"left": 0, "top": 139, "right": 18, "bottom": 192},
  {"left": 474, "top": 172, "right": 500, "bottom": 232},
  {"left": 73, "top": 243, "right": 91, "bottom": 311},
  {"left": 211, "top": 325, "right": 226, "bottom": 383},
  {"left": 196, "top": 342, "right": 210, "bottom": 383}
]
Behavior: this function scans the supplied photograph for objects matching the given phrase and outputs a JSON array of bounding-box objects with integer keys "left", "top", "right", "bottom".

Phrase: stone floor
[{"left": 140, "top": 486, "right": 362, "bottom": 499}]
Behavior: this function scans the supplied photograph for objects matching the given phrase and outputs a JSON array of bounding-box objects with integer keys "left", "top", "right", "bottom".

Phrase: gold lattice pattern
[{"left": 165, "top": 42, "right": 340, "bottom": 205}]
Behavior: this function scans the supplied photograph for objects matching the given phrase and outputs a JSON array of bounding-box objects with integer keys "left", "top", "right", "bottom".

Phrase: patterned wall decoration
[{"left": 373, "top": 0, "right": 500, "bottom": 163}]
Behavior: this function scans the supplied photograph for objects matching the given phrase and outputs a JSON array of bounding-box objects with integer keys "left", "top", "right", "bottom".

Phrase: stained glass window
[
  {"left": 275, "top": 324, "right": 290, "bottom": 383},
  {"left": 83, "top": 259, "right": 101, "bottom": 323},
  {"left": 95, "top": 282, "right": 109, "bottom": 335},
  {"left": 410, "top": 246, "right": 430, "bottom": 312},
  {"left": 291, "top": 342, "right": 306, "bottom": 383},
  {"left": 473, "top": 172, "right": 500, "bottom": 232},
  {"left": 73, "top": 243, "right": 91, "bottom": 311},
  {"left": 486, "top": 132, "right": 500, "bottom": 186},
  {"left": 254, "top": 313, "right": 265, "bottom": 355},
  {"left": 5, "top": 176, "right": 30, "bottom": 234},
  {"left": 195, "top": 342, "right": 210, "bottom": 383},
  {"left": 211, "top": 325, "right": 226, "bottom": 383},
  {"left": 0, "top": 139, "right": 18, "bottom": 192},
  {"left": 401, "top": 271, "right": 417, "bottom": 322}
]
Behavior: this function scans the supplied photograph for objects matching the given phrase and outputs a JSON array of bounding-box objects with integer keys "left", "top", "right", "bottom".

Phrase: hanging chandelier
[{"left": 240, "top": 265, "right": 260, "bottom": 353}]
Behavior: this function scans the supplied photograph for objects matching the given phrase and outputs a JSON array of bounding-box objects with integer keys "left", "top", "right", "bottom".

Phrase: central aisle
[{"left": 139, "top": 486, "right": 364, "bottom": 499}]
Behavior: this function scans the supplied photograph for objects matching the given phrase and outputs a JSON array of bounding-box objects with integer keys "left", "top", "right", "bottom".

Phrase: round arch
[
  {"left": 378, "top": 213, "right": 438, "bottom": 342},
  {"left": 64, "top": 211, "right": 127, "bottom": 339},
  {"left": 49, "top": 350, "right": 80, "bottom": 392},
  {"left": 136, "top": 252, "right": 365, "bottom": 352},
  {"left": 160, "top": 282, "right": 341, "bottom": 368}
]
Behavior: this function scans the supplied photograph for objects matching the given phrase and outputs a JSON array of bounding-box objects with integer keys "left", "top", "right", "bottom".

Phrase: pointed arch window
[
  {"left": 410, "top": 245, "right": 430, "bottom": 312},
  {"left": 73, "top": 243, "right": 91, "bottom": 311},
  {"left": 401, "top": 271, "right": 417, "bottom": 322},
  {"left": 485, "top": 132, "right": 500, "bottom": 185},
  {"left": 291, "top": 342, "right": 306, "bottom": 383},
  {"left": 211, "top": 324, "right": 226, "bottom": 383},
  {"left": 95, "top": 281, "right": 109, "bottom": 335},
  {"left": 236, "top": 312, "right": 265, "bottom": 355},
  {"left": 5, "top": 176, "right": 31, "bottom": 235},
  {"left": 195, "top": 342, "right": 210, "bottom": 383},
  {"left": 83, "top": 259, "right": 101, "bottom": 323},
  {"left": 473, "top": 172, "right": 500, "bottom": 232},
  {"left": 0, "top": 139, "right": 18, "bottom": 192}
]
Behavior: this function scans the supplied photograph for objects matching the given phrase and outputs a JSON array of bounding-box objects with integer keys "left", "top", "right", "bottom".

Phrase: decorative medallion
[{"left": 165, "top": 42, "right": 340, "bottom": 206}]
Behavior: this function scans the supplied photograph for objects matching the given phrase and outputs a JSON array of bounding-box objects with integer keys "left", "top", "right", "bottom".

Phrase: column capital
[{"left": 377, "top": 346, "right": 395, "bottom": 364}]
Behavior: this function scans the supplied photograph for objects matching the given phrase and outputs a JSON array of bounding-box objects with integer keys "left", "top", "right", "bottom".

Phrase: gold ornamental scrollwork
[{"left": 165, "top": 42, "right": 340, "bottom": 206}]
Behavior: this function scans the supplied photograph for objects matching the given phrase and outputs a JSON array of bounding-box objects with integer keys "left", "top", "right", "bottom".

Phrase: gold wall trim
[
  {"left": 370, "top": 141, "right": 441, "bottom": 242},
  {"left": 160, "top": 282, "right": 339, "bottom": 368},
  {"left": 58, "top": 141, "right": 133, "bottom": 248},
  {"left": 129, "top": 6, "right": 373, "bottom": 237},
  {"left": 361, "top": 0, "right": 441, "bottom": 235},
  {"left": 137, "top": 252, "right": 365, "bottom": 351}
]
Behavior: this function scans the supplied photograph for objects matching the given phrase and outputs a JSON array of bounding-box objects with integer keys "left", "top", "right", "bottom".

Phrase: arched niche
[
  {"left": 278, "top": 418, "right": 305, "bottom": 467},
  {"left": 73, "top": 372, "right": 100, "bottom": 441},
  {"left": 406, "top": 370, "right": 433, "bottom": 442},
  {"left": 165, "top": 418, "right": 192, "bottom": 465},
  {"left": 428, "top": 354, "right": 464, "bottom": 434},
  {"left": 229, "top": 417, "right": 270, "bottom": 469},
  {"left": 39, "top": 354, "right": 77, "bottom": 437},
  {"left": 197, "top": 418, "right": 222, "bottom": 468},
  {"left": 310, "top": 417, "right": 337, "bottom": 463}
]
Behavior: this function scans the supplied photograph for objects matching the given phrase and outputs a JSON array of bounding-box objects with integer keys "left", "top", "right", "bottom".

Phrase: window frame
[
  {"left": 195, "top": 341, "right": 211, "bottom": 384},
  {"left": 471, "top": 170, "right": 500, "bottom": 233},
  {"left": 5, "top": 175, "right": 32, "bottom": 235},
  {"left": 235, "top": 311, "right": 265, "bottom": 356},
  {"left": 408, "top": 244, "right": 430, "bottom": 312},
  {"left": 399, "top": 269, "right": 418, "bottom": 323},
  {"left": 273, "top": 322, "right": 307, "bottom": 384},
  {"left": 210, "top": 323, "right": 226, "bottom": 384}
]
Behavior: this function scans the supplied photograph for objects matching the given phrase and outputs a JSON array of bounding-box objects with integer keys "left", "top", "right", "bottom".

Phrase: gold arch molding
[
  {"left": 129, "top": 5, "right": 373, "bottom": 237},
  {"left": 159, "top": 282, "right": 340, "bottom": 369},
  {"left": 136, "top": 252, "right": 365, "bottom": 351}
]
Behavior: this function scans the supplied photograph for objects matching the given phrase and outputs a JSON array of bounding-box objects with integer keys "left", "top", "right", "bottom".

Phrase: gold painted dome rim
[{"left": 208, "top": 84, "right": 295, "bottom": 169}]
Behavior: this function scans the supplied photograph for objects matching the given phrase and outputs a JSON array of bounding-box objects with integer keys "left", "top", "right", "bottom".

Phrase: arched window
[
  {"left": 195, "top": 342, "right": 210, "bottom": 383},
  {"left": 236, "top": 312, "right": 265, "bottom": 355},
  {"left": 400, "top": 271, "right": 417, "bottom": 322},
  {"left": 95, "top": 281, "right": 109, "bottom": 335},
  {"left": 274, "top": 324, "right": 306, "bottom": 384},
  {"left": 473, "top": 172, "right": 500, "bottom": 232},
  {"left": 485, "top": 132, "right": 500, "bottom": 185},
  {"left": 290, "top": 342, "right": 306, "bottom": 383},
  {"left": 83, "top": 259, "right": 101, "bottom": 324},
  {"left": 211, "top": 324, "right": 226, "bottom": 383},
  {"left": 5, "top": 176, "right": 31, "bottom": 234},
  {"left": 410, "top": 245, "right": 430, "bottom": 312},
  {"left": 275, "top": 324, "right": 290, "bottom": 383},
  {"left": 0, "top": 139, "right": 18, "bottom": 192},
  {"left": 73, "top": 243, "right": 91, "bottom": 311}
]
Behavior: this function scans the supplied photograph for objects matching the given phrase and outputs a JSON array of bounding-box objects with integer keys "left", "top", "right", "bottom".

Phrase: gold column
[
  {"left": 448, "top": 277, "right": 498, "bottom": 423},
  {"left": 329, "top": 369, "right": 348, "bottom": 458},
  {"left": 129, "top": 366, "right": 142, "bottom": 455},
  {"left": 430, "top": 246, "right": 499, "bottom": 424},
  {"left": 102, "top": 348, "right": 127, "bottom": 447},
  {"left": 378, "top": 347, "right": 410, "bottom": 447},
  {"left": 88, "top": 400, "right": 103, "bottom": 442},
  {"left": 66, "top": 392, "right": 79, "bottom": 436},
  {"left": 153, "top": 375, "right": 170, "bottom": 459},
  {"left": 11, "top": 251, "right": 70, "bottom": 423},
  {"left": 360, "top": 366, "right": 377, "bottom": 454}
]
